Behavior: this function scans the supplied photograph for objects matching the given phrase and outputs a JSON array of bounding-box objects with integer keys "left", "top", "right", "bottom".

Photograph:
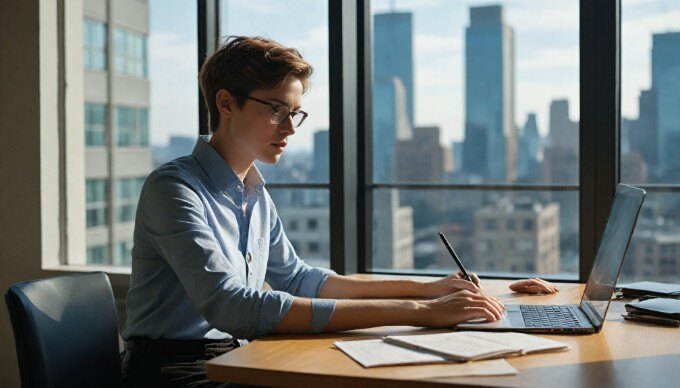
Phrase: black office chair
[{"left": 5, "top": 272, "right": 121, "bottom": 387}]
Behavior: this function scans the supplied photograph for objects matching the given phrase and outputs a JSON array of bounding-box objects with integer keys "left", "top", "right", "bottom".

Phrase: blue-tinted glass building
[
  {"left": 463, "top": 5, "right": 515, "bottom": 182},
  {"left": 373, "top": 11, "right": 414, "bottom": 182},
  {"left": 652, "top": 32, "right": 680, "bottom": 179}
]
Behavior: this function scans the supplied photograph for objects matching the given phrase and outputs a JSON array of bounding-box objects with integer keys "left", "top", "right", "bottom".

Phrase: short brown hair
[{"left": 198, "top": 36, "right": 313, "bottom": 132}]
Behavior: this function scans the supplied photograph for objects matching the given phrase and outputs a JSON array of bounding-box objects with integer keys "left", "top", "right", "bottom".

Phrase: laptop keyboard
[{"left": 520, "top": 305, "right": 582, "bottom": 328}]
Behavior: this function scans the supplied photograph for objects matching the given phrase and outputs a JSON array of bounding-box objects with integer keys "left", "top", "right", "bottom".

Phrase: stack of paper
[{"left": 334, "top": 331, "right": 569, "bottom": 368}]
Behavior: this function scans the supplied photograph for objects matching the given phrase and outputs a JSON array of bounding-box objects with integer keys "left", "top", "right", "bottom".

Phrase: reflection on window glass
[
  {"left": 81, "top": 0, "right": 196, "bottom": 267},
  {"left": 220, "top": 1, "right": 331, "bottom": 269},
  {"left": 370, "top": 1, "right": 578, "bottom": 277},
  {"left": 620, "top": 0, "right": 680, "bottom": 282}
]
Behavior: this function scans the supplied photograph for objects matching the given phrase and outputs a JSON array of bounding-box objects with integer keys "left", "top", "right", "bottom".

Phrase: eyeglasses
[{"left": 244, "top": 95, "right": 308, "bottom": 127}]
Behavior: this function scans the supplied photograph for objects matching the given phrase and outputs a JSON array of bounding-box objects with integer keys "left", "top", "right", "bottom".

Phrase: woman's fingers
[
  {"left": 509, "top": 278, "right": 559, "bottom": 294},
  {"left": 451, "top": 279, "right": 479, "bottom": 293},
  {"left": 462, "top": 306, "right": 498, "bottom": 323}
]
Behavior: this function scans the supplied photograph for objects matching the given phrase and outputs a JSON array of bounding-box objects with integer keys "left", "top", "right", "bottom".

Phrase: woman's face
[{"left": 225, "top": 78, "right": 303, "bottom": 165}]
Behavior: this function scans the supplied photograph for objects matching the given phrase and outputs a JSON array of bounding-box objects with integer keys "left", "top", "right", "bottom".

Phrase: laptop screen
[{"left": 579, "top": 184, "right": 645, "bottom": 328}]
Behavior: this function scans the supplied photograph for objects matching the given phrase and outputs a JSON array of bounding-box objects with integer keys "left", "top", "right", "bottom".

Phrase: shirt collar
[{"left": 192, "top": 135, "right": 266, "bottom": 194}]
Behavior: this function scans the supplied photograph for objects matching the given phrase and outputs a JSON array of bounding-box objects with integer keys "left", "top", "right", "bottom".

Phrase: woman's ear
[{"left": 215, "top": 89, "right": 234, "bottom": 118}]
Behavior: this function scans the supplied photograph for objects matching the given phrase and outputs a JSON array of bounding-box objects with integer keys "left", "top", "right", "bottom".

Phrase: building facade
[{"left": 83, "top": 0, "right": 153, "bottom": 266}]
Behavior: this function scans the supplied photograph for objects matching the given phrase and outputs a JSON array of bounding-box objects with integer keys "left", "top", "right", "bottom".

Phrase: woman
[{"left": 121, "top": 36, "right": 558, "bottom": 387}]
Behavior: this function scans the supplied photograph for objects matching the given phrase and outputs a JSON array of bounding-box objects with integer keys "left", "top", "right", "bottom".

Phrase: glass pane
[
  {"left": 81, "top": 0, "right": 197, "bottom": 266},
  {"left": 371, "top": 188, "right": 578, "bottom": 279},
  {"left": 267, "top": 188, "right": 330, "bottom": 269},
  {"left": 620, "top": 192, "right": 680, "bottom": 283},
  {"left": 371, "top": 1, "right": 579, "bottom": 185},
  {"left": 622, "top": 0, "right": 680, "bottom": 184},
  {"left": 220, "top": 0, "right": 330, "bottom": 184}
]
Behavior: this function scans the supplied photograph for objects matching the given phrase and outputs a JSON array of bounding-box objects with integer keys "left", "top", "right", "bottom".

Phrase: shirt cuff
[
  {"left": 297, "top": 267, "right": 337, "bottom": 298},
  {"left": 309, "top": 298, "right": 336, "bottom": 333}
]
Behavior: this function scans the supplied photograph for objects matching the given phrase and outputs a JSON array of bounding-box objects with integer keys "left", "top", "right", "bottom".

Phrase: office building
[
  {"left": 548, "top": 99, "right": 578, "bottom": 155},
  {"left": 627, "top": 89, "right": 658, "bottom": 171},
  {"left": 625, "top": 226, "right": 680, "bottom": 282},
  {"left": 395, "top": 126, "right": 445, "bottom": 229},
  {"left": 653, "top": 32, "right": 680, "bottom": 179},
  {"left": 374, "top": 11, "right": 414, "bottom": 126},
  {"left": 463, "top": 5, "right": 516, "bottom": 182},
  {"left": 279, "top": 206, "right": 330, "bottom": 269},
  {"left": 83, "top": 0, "right": 153, "bottom": 266},
  {"left": 373, "top": 11, "right": 414, "bottom": 182},
  {"left": 373, "top": 190, "right": 414, "bottom": 270},
  {"left": 311, "top": 129, "right": 329, "bottom": 182},
  {"left": 373, "top": 76, "right": 412, "bottom": 182},
  {"left": 517, "top": 113, "right": 542, "bottom": 182},
  {"left": 474, "top": 198, "right": 560, "bottom": 274}
]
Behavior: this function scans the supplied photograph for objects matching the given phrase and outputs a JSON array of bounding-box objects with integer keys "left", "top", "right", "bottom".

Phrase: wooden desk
[{"left": 207, "top": 276, "right": 680, "bottom": 387}]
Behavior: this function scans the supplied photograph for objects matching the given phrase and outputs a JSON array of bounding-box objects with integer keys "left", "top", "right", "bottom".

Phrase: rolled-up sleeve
[
  {"left": 264, "top": 201, "right": 337, "bottom": 331},
  {"left": 139, "top": 175, "right": 295, "bottom": 340}
]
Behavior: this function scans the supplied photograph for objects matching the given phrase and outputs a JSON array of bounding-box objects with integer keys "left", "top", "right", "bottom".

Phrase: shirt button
[
  {"left": 236, "top": 184, "right": 243, "bottom": 192},
  {"left": 247, "top": 253, "right": 252, "bottom": 263}
]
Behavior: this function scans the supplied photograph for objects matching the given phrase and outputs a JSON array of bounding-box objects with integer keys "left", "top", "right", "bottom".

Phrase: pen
[{"left": 438, "top": 232, "right": 473, "bottom": 283}]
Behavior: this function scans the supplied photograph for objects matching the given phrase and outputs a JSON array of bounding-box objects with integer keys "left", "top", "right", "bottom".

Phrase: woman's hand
[
  {"left": 509, "top": 278, "right": 559, "bottom": 294},
  {"left": 420, "top": 289, "right": 507, "bottom": 327},
  {"left": 426, "top": 271, "right": 481, "bottom": 298}
]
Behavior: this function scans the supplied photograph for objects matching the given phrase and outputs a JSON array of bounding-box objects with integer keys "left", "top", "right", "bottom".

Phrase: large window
[
  {"left": 66, "top": 1, "right": 674, "bottom": 279},
  {"left": 369, "top": 1, "right": 579, "bottom": 278},
  {"left": 620, "top": 0, "right": 680, "bottom": 283},
  {"left": 220, "top": 0, "right": 331, "bottom": 269}
]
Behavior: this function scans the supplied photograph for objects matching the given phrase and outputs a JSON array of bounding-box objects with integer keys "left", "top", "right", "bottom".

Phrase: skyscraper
[
  {"left": 463, "top": 5, "right": 517, "bottom": 181},
  {"left": 311, "top": 129, "right": 329, "bottom": 182},
  {"left": 548, "top": 99, "right": 578, "bottom": 155},
  {"left": 517, "top": 113, "right": 542, "bottom": 182},
  {"left": 374, "top": 11, "right": 414, "bottom": 125},
  {"left": 463, "top": 5, "right": 516, "bottom": 182},
  {"left": 373, "top": 76, "right": 412, "bottom": 182},
  {"left": 652, "top": 32, "right": 680, "bottom": 179},
  {"left": 373, "top": 11, "right": 414, "bottom": 182}
]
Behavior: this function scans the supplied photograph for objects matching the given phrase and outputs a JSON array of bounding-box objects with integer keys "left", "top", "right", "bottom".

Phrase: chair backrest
[{"left": 5, "top": 272, "right": 121, "bottom": 388}]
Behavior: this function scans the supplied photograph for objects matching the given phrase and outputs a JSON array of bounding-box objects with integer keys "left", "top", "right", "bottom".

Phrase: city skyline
[{"left": 148, "top": 0, "right": 680, "bottom": 154}]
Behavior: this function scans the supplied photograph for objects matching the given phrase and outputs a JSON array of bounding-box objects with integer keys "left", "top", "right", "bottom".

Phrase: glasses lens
[
  {"left": 271, "top": 106, "right": 289, "bottom": 125},
  {"left": 291, "top": 112, "right": 307, "bottom": 127}
]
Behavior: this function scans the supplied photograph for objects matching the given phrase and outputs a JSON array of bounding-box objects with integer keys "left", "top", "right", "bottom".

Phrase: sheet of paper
[
  {"left": 334, "top": 339, "right": 448, "bottom": 368},
  {"left": 459, "top": 331, "right": 570, "bottom": 354},
  {"left": 384, "top": 332, "right": 520, "bottom": 360}
]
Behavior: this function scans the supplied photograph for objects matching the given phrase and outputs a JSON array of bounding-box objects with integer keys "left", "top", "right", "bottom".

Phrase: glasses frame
[{"left": 243, "top": 95, "right": 308, "bottom": 127}]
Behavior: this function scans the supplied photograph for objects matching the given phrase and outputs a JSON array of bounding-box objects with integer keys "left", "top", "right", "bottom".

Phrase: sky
[{"left": 146, "top": 0, "right": 680, "bottom": 152}]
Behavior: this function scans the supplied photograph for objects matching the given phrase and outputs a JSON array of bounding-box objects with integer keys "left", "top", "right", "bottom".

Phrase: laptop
[{"left": 457, "top": 184, "right": 646, "bottom": 334}]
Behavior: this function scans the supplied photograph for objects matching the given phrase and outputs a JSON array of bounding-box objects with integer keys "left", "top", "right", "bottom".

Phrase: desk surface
[{"left": 206, "top": 275, "right": 680, "bottom": 387}]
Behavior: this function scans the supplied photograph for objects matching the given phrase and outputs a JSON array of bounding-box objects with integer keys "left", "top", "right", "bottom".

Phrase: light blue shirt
[{"left": 122, "top": 136, "right": 337, "bottom": 341}]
